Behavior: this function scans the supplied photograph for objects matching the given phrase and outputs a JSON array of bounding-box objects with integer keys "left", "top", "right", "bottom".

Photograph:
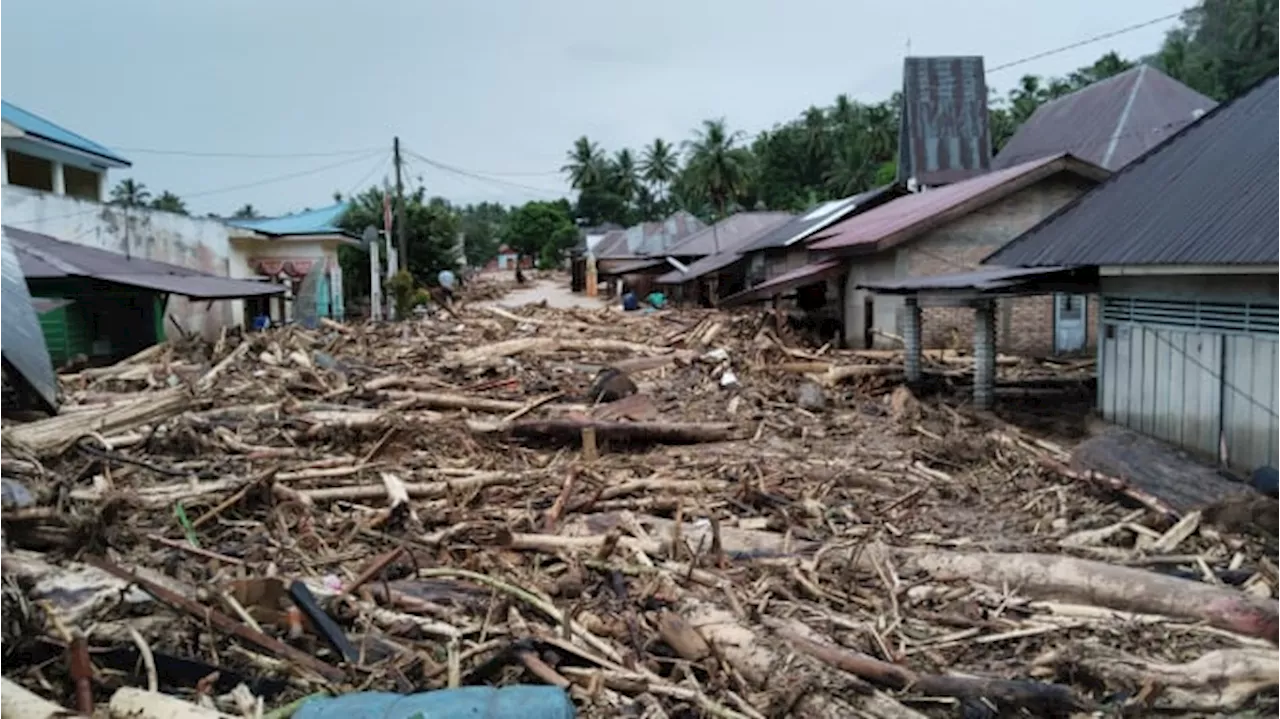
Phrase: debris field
[{"left": 2, "top": 291, "right": 1277, "bottom": 718}]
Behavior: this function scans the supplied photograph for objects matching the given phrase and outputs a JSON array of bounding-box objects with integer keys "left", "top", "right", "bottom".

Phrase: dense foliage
[{"left": 561, "top": 0, "right": 1276, "bottom": 227}]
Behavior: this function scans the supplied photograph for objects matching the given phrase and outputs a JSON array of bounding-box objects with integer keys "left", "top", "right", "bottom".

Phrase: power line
[
  {"left": 986, "top": 13, "right": 1182, "bottom": 74},
  {"left": 105, "top": 145, "right": 384, "bottom": 159},
  {"left": 404, "top": 149, "right": 567, "bottom": 198},
  {"left": 340, "top": 152, "right": 393, "bottom": 200}
]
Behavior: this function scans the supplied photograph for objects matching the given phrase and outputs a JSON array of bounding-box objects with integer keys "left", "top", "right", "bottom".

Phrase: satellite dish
[{"left": 361, "top": 225, "right": 378, "bottom": 250}]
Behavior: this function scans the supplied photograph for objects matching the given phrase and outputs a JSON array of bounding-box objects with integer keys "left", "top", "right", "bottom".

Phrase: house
[
  {"left": 653, "top": 212, "right": 793, "bottom": 305},
  {"left": 735, "top": 186, "right": 905, "bottom": 287},
  {"left": 984, "top": 75, "right": 1278, "bottom": 472},
  {"left": 802, "top": 154, "right": 1109, "bottom": 353},
  {"left": 993, "top": 65, "right": 1216, "bottom": 172},
  {"left": 6, "top": 225, "right": 281, "bottom": 367},
  {"left": 481, "top": 245, "right": 533, "bottom": 274},
  {"left": 226, "top": 203, "right": 358, "bottom": 324},
  {"left": 591, "top": 211, "right": 706, "bottom": 296},
  {"left": 2, "top": 100, "right": 130, "bottom": 202},
  {"left": 1, "top": 101, "right": 253, "bottom": 338}
]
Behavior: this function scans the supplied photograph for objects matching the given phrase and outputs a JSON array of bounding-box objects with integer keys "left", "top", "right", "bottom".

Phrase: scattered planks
[{"left": 468, "top": 417, "right": 737, "bottom": 446}]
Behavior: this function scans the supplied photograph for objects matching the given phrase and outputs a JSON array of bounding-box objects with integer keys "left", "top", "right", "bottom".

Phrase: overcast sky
[{"left": 2, "top": 0, "right": 1188, "bottom": 216}]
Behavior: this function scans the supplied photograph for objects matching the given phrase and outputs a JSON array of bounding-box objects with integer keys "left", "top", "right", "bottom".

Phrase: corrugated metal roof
[
  {"left": 592, "top": 212, "right": 706, "bottom": 259},
  {"left": 4, "top": 226, "right": 286, "bottom": 299},
  {"left": 899, "top": 57, "right": 992, "bottom": 185},
  {"left": 986, "top": 76, "right": 1279, "bottom": 268},
  {"left": 664, "top": 212, "right": 793, "bottom": 257},
  {"left": 739, "top": 185, "right": 902, "bottom": 253},
  {"left": 810, "top": 154, "right": 1108, "bottom": 252},
  {"left": 993, "top": 65, "right": 1216, "bottom": 172},
  {"left": 1, "top": 230, "right": 58, "bottom": 412},
  {"left": 599, "top": 258, "right": 667, "bottom": 276},
  {"left": 1, "top": 101, "right": 131, "bottom": 167},
  {"left": 655, "top": 251, "right": 745, "bottom": 285},
  {"left": 226, "top": 202, "right": 352, "bottom": 236},
  {"left": 720, "top": 259, "right": 843, "bottom": 307},
  {"left": 97, "top": 274, "right": 283, "bottom": 299}
]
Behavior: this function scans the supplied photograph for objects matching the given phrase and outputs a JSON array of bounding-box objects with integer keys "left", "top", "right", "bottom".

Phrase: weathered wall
[
  {"left": 233, "top": 237, "right": 349, "bottom": 321},
  {"left": 843, "top": 173, "right": 1095, "bottom": 352},
  {"left": 3, "top": 185, "right": 242, "bottom": 338}
]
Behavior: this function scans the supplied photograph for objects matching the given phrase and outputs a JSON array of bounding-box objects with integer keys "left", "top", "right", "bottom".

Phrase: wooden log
[
  {"left": 473, "top": 418, "right": 735, "bottom": 445},
  {"left": 1, "top": 677, "right": 73, "bottom": 719},
  {"left": 892, "top": 548, "right": 1279, "bottom": 642},
  {"left": 446, "top": 337, "right": 688, "bottom": 366},
  {"left": 2, "top": 388, "right": 190, "bottom": 457},
  {"left": 1063, "top": 647, "right": 1278, "bottom": 712},
  {"left": 656, "top": 610, "right": 711, "bottom": 660}
]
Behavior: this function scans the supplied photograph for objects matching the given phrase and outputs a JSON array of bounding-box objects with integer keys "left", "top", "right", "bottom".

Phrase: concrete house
[
  {"left": 1, "top": 101, "right": 260, "bottom": 338},
  {"left": 809, "top": 154, "right": 1109, "bottom": 353},
  {"left": 986, "top": 75, "right": 1279, "bottom": 472},
  {"left": 227, "top": 203, "right": 358, "bottom": 324}
]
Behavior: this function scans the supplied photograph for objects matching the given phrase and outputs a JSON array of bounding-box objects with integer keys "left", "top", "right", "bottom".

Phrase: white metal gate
[{"left": 1100, "top": 296, "right": 1279, "bottom": 471}]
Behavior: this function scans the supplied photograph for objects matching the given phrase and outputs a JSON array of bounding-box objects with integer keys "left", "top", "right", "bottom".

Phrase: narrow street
[{"left": 478, "top": 275, "right": 606, "bottom": 310}]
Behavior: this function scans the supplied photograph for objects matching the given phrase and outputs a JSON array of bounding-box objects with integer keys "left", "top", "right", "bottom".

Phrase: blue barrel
[{"left": 293, "top": 686, "right": 575, "bottom": 719}]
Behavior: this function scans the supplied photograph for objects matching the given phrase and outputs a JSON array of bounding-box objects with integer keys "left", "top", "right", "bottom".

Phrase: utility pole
[{"left": 393, "top": 137, "right": 407, "bottom": 265}]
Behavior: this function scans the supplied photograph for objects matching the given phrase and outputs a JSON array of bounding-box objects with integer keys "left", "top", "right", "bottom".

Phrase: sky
[{"left": 1, "top": 0, "right": 1190, "bottom": 217}]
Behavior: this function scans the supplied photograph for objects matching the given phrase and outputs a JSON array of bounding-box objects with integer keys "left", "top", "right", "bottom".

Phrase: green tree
[
  {"left": 231, "top": 204, "right": 261, "bottom": 219},
  {"left": 683, "top": 118, "right": 751, "bottom": 218},
  {"left": 109, "top": 178, "right": 150, "bottom": 207},
  {"left": 502, "top": 201, "right": 578, "bottom": 268},
  {"left": 562, "top": 136, "right": 606, "bottom": 189},
  {"left": 640, "top": 138, "right": 679, "bottom": 199},
  {"left": 337, "top": 185, "right": 461, "bottom": 304},
  {"left": 150, "top": 191, "right": 188, "bottom": 215},
  {"left": 1153, "top": 0, "right": 1278, "bottom": 99},
  {"left": 458, "top": 201, "right": 508, "bottom": 268},
  {"left": 611, "top": 148, "right": 641, "bottom": 207}
]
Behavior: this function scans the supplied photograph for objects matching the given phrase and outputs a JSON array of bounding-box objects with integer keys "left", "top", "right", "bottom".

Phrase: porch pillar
[
  {"left": 903, "top": 296, "right": 922, "bottom": 382},
  {"left": 973, "top": 299, "right": 997, "bottom": 410},
  {"left": 51, "top": 161, "right": 65, "bottom": 196}
]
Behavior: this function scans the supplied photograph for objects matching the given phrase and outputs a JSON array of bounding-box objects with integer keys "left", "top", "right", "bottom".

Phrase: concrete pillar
[
  {"left": 51, "top": 161, "right": 65, "bottom": 196},
  {"left": 973, "top": 299, "right": 997, "bottom": 410},
  {"left": 903, "top": 296, "right": 923, "bottom": 381}
]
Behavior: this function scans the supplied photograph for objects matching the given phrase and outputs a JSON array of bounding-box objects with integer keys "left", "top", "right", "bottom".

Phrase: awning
[
  {"left": 857, "top": 265, "right": 1095, "bottom": 296},
  {"left": 721, "top": 259, "right": 844, "bottom": 306},
  {"left": 97, "top": 274, "right": 285, "bottom": 300},
  {"left": 599, "top": 258, "right": 667, "bottom": 276}
]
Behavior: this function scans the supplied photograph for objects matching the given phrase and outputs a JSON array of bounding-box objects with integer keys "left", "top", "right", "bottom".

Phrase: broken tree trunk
[
  {"left": 887, "top": 547, "right": 1279, "bottom": 642},
  {"left": 470, "top": 418, "right": 735, "bottom": 445},
  {"left": 1061, "top": 647, "right": 1278, "bottom": 712},
  {"left": 2, "top": 388, "right": 190, "bottom": 457},
  {"left": 445, "top": 337, "right": 690, "bottom": 366}
]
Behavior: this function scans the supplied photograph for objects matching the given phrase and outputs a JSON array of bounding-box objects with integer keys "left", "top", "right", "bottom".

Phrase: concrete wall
[
  {"left": 843, "top": 173, "right": 1095, "bottom": 352},
  {"left": 3, "top": 185, "right": 242, "bottom": 338}
]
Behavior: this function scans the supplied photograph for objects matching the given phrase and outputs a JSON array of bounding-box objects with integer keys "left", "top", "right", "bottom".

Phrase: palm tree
[
  {"left": 682, "top": 119, "right": 749, "bottom": 218},
  {"left": 640, "top": 138, "right": 679, "bottom": 197},
  {"left": 825, "top": 130, "right": 875, "bottom": 196},
  {"left": 232, "top": 204, "right": 260, "bottom": 219},
  {"left": 561, "top": 136, "right": 606, "bottom": 190},
  {"left": 110, "top": 178, "right": 150, "bottom": 207},
  {"left": 150, "top": 191, "right": 188, "bottom": 215},
  {"left": 611, "top": 149, "right": 640, "bottom": 205}
]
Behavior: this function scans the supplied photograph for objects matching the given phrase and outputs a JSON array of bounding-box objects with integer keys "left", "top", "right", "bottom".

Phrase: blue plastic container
[{"left": 292, "top": 686, "right": 575, "bottom": 719}]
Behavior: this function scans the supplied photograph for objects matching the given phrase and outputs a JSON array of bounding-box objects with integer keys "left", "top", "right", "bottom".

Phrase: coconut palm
[
  {"left": 232, "top": 204, "right": 261, "bottom": 219},
  {"left": 640, "top": 138, "right": 679, "bottom": 197},
  {"left": 611, "top": 149, "right": 640, "bottom": 205},
  {"left": 561, "top": 136, "right": 606, "bottom": 190},
  {"left": 682, "top": 119, "right": 749, "bottom": 217},
  {"left": 110, "top": 178, "right": 151, "bottom": 207}
]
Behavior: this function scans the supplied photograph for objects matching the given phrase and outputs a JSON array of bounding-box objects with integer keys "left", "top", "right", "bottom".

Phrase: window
[
  {"left": 6, "top": 150, "right": 53, "bottom": 191},
  {"left": 63, "top": 165, "right": 101, "bottom": 201}
]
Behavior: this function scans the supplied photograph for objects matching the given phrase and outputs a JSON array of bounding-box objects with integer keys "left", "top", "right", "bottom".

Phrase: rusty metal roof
[
  {"left": 993, "top": 65, "right": 1216, "bottom": 172},
  {"left": 986, "top": 76, "right": 1279, "bottom": 268},
  {"left": 856, "top": 265, "right": 1086, "bottom": 293},
  {"left": 809, "top": 154, "right": 1108, "bottom": 253},
  {"left": 739, "top": 185, "right": 904, "bottom": 253},
  {"left": 899, "top": 56, "right": 992, "bottom": 185}
]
